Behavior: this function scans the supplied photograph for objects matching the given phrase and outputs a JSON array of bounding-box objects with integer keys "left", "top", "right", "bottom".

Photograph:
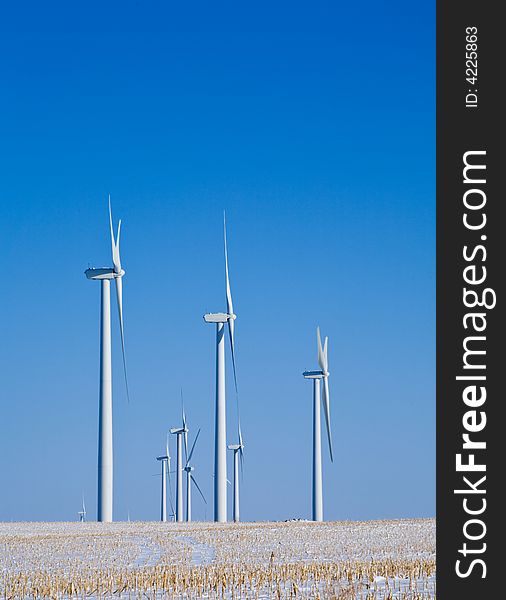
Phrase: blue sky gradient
[{"left": 0, "top": 1, "right": 434, "bottom": 521}]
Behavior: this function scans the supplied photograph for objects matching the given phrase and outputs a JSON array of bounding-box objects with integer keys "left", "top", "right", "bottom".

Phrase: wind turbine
[
  {"left": 170, "top": 405, "right": 188, "bottom": 523},
  {"left": 183, "top": 428, "right": 207, "bottom": 522},
  {"left": 227, "top": 422, "right": 244, "bottom": 522},
  {"left": 303, "top": 327, "right": 333, "bottom": 522},
  {"left": 156, "top": 439, "right": 168, "bottom": 522},
  {"left": 203, "top": 213, "right": 238, "bottom": 522},
  {"left": 78, "top": 495, "right": 86, "bottom": 522},
  {"left": 85, "top": 197, "right": 129, "bottom": 522},
  {"left": 166, "top": 436, "right": 176, "bottom": 522},
  {"left": 156, "top": 435, "right": 175, "bottom": 522}
]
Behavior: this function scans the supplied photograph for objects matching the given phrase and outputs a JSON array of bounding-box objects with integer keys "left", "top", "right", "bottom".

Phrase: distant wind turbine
[
  {"left": 228, "top": 422, "right": 244, "bottom": 522},
  {"left": 156, "top": 440, "right": 168, "bottom": 522},
  {"left": 78, "top": 495, "right": 86, "bottom": 522},
  {"left": 184, "top": 428, "right": 207, "bottom": 522},
  {"left": 303, "top": 327, "right": 333, "bottom": 522},
  {"left": 170, "top": 404, "right": 188, "bottom": 522},
  {"left": 85, "top": 197, "right": 129, "bottom": 522},
  {"left": 203, "top": 213, "right": 238, "bottom": 522},
  {"left": 156, "top": 434, "right": 175, "bottom": 522},
  {"left": 166, "top": 435, "right": 176, "bottom": 521}
]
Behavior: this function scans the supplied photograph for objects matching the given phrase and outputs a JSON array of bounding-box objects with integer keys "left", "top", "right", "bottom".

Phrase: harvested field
[{"left": 0, "top": 519, "right": 435, "bottom": 598}]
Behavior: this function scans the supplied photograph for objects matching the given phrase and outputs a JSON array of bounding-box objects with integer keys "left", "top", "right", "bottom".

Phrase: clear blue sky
[{"left": 0, "top": 1, "right": 434, "bottom": 522}]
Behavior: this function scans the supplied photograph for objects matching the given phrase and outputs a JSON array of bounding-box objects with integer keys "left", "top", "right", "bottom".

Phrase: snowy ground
[{"left": 0, "top": 519, "right": 435, "bottom": 598}]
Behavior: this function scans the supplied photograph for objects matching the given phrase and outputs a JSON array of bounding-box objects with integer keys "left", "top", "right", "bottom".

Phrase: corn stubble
[{"left": 1, "top": 519, "right": 435, "bottom": 599}]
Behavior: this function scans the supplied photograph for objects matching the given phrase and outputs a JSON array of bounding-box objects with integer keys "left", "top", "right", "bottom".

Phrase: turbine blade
[
  {"left": 115, "top": 220, "right": 122, "bottom": 273},
  {"left": 224, "top": 212, "right": 233, "bottom": 316},
  {"left": 191, "top": 475, "right": 207, "bottom": 504},
  {"left": 228, "top": 319, "right": 238, "bottom": 393},
  {"left": 115, "top": 276, "right": 130, "bottom": 402},
  {"left": 238, "top": 421, "right": 243, "bottom": 447},
  {"left": 323, "top": 336, "right": 328, "bottom": 372},
  {"left": 109, "top": 194, "right": 115, "bottom": 254},
  {"left": 181, "top": 392, "right": 188, "bottom": 461},
  {"left": 116, "top": 220, "right": 121, "bottom": 252},
  {"left": 238, "top": 421, "right": 244, "bottom": 473},
  {"left": 317, "top": 327, "right": 325, "bottom": 371},
  {"left": 224, "top": 212, "right": 238, "bottom": 393},
  {"left": 186, "top": 428, "right": 201, "bottom": 466},
  {"left": 181, "top": 391, "right": 186, "bottom": 431},
  {"left": 322, "top": 376, "right": 333, "bottom": 462},
  {"left": 239, "top": 446, "right": 244, "bottom": 479},
  {"left": 108, "top": 196, "right": 121, "bottom": 273}
]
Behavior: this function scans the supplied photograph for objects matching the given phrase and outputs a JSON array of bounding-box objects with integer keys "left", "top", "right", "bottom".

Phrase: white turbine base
[
  {"left": 161, "top": 459, "right": 167, "bottom": 522},
  {"left": 214, "top": 322, "right": 227, "bottom": 522},
  {"left": 186, "top": 471, "right": 192, "bottom": 522},
  {"left": 98, "top": 278, "right": 113, "bottom": 523},
  {"left": 176, "top": 433, "right": 183, "bottom": 522},
  {"left": 312, "top": 377, "right": 323, "bottom": 522},
  {"left": 233, "top": 449, "right": 240, "bottom": 523}
]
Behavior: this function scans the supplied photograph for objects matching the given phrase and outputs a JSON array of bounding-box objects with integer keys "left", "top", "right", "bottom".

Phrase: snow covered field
[{"left": 0, "top": 518, "right": 435, "bottom": 598}]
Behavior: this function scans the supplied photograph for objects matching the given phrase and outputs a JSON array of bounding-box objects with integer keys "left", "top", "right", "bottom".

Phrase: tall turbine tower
[
  {"left": 170, "top": 407, "right": 188, "bottom": 523},
  {"left": 85, "top": 198, "right": 129, "bottom": 522},
  {"left": 303, "top": 327, "right": 333, "bottom": 522},
  {"left": 183, "top": 428, "right": 207, "bottom": 521},
  {"left": 203, "top": 214, "right": 238, "bottom": 522},
  {"left": 227, "top": 422, "right": 244, "bottom": 522}
]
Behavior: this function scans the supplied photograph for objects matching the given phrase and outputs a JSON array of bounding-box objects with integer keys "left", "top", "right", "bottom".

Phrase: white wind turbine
[
  {"left": 227, "top": 422, "right": 244, "bottom": 522},
  {"left": 203, "top": 213, "right": 238, "bottom": 522},
  {"left": 167, "top": 436, "right": 176, "bottom": 522},
  {"left": 303, "top": 327, "right": 333, "bottom": 522},
  {"left": 170, "top": 405, "right": 188, "bottom": 523},
  {"left": 78, "top": 495, "right": 86, "bottom": 522},
  {"left": 85, "top": 197, "right": 129, "bottom": 522},
  {"left": 183, "top": 428, "right": 207, "bottom": 522},
  {"left": 156, "top": 435, "right": 175, "bottom": 522}
]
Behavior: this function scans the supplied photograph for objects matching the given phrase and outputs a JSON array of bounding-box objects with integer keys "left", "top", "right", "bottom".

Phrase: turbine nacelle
[
  {"left": 85, "top": 267, "right": 125, "bottom": 280},
  {"left": 228, "top": 444, "right": 242, "bottom": 451},
  {"left": 170, "top": 427, "right": 186, "bottom": 435},
  {"left": 203, "top": 312, "right": 230, "bottom": 324},
  {"left": 85, "top": 268, "right": 115, "bottom": 280},
  {"left": 184, "top": 465, "right": 194, "bottom": 472},
  {"left": 156, "top": 455, "right": 168, "bottom": 461},
  {"left": 303, "top": 370, "right": 325, "bottom": 379}
]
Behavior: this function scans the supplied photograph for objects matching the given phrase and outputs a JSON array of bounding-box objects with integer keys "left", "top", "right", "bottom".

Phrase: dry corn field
[{"left": 0, "top": 518, "right": 435, "bottom": 599}]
